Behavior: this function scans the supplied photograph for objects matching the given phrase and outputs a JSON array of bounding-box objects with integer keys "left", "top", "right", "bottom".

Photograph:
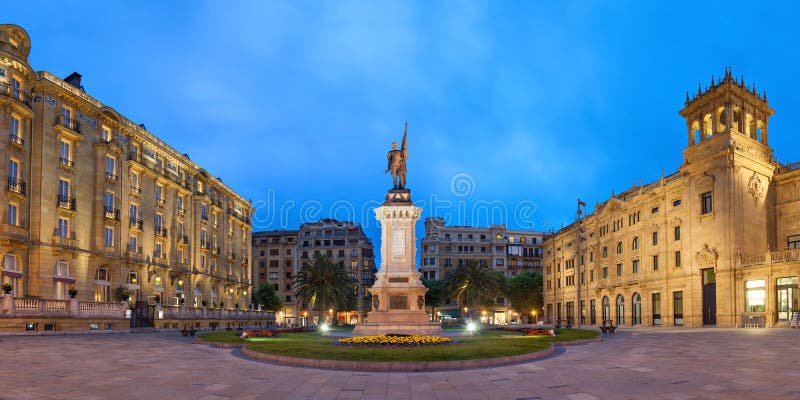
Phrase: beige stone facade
[
  {"left": 543, "top": 69, "right": 799, "bottom": 328},
  {"left": 419, "top": 217, "right": 547, "bottom": 322},
  {"left": 0, "top": 24, "right": 259, "bottom": 330}
]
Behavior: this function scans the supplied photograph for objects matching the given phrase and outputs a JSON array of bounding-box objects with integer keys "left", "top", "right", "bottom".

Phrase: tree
[
  {"left": 503, "top": 272, "right": 543, "bottom": 324},
  {"left": 422, "top": 278, "right": 443, "bottom": 321},
  {"left": 293, "top": 253, "right": 356, "bottom": 323},
  {"left": 253, "top": 283, "right": 283, "bottom": 312},
  {"left": 445, "top": 260, "right": 503, "bottom": 321}
]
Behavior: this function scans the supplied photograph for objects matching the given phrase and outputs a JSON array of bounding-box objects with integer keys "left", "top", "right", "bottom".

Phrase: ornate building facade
[
  {"left": 0, "top": 24, "right": 259, "bottom": 331},
  {"left": 420, "top": 217, "right": 547, "bottom": 323},
  {"left": 543, "top": 69, "right": 799, "bottom": 328}
]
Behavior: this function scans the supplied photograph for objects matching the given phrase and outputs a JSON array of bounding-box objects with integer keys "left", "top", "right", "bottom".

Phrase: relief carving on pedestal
[{"left": 417, "top": 295, "right": 424, "bottom": 310}]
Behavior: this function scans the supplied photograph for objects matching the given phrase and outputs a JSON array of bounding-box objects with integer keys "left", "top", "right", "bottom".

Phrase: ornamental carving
[
  {"left": 747, "top": 172, "right": 765, "bottom": 201},
  {"left": 695, "top": 244, "right": 718, "bottom": 267}
]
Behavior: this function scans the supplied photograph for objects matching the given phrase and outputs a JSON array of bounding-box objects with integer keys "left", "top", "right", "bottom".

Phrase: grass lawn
[{"left": 197, "top": 328, "right": 599, "bottom": 362}]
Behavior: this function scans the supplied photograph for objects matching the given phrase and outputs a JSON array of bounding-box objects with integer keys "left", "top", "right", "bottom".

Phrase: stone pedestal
[
  {"left": 353, "top": 189, "right": 442, "bottom": 336},
  {"left": 2, "top": 294, "right": 14, "bottom": 315}
]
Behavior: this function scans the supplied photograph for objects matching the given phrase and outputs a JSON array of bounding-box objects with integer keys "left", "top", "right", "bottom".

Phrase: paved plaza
[{"left": 1, "top": 328, "right": 799, "bottom": 400}]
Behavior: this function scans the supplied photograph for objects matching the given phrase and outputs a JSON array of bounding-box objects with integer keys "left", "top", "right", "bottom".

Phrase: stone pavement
[{"left": 1, "top": 328, "right": 799, "bottom": 400}]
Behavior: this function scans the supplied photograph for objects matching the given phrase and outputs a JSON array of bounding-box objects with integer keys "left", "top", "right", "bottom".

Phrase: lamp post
[{"left": 576, "top": 198, "right": 587, "bottom": 330}]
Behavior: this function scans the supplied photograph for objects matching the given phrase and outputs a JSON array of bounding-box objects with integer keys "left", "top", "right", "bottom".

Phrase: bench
[
  {"left": 599, "top": 320, "right": 616, "bottom": 334},
  {"left": 180, "top": 326, "right": 197, "bottom": 336}
]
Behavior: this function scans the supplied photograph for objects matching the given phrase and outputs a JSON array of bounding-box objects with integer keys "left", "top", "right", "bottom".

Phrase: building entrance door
[
  {"left": 776, "top": 277, "right": 798, "bottom": 322},
  {"left": 702, "top": 268, "right": 716, "bottom": 326},
  {"left": 130, "top": 301, "right": 154, "bottom": 328}
]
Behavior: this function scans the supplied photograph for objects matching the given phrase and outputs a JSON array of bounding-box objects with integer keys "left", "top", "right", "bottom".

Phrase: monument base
[{"left": 352, "top": 322, "right": 443, "bottom": 336}]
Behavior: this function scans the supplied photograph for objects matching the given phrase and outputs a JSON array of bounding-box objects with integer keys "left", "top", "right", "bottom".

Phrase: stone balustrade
[
  {"left": 1, "top": 296, "right": 123, "bottom": 318},
  {"left": 741, "top": 249, "right": 800, "bottom": 267},
  {"left": 159, "top": 305, "right": 272, "bottom": 320}
]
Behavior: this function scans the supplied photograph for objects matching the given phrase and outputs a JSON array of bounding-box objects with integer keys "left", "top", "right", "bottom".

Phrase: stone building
[
  {"left": 419, "top": 217, "right": 547, "bottom": 323},
  {"left": 297, "top": 219, "right": 376, "bottom": 324},
  {"left": 251, "top": 230, "right": 297, "bottom": 323},
  {"left": 0, "top": 24, "right": 262, "bottom": 331},
  {"left": 543, "top": 69, "right": 799, "bottom": 328}
]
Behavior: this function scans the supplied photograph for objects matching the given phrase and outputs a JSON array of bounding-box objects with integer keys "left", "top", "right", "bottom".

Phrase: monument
[{"left": 352, "top": 123, "right": 443, "bottom": 336}]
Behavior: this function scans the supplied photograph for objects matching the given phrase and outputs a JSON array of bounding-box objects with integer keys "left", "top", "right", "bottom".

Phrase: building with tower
[{"left": 543, "top": 69, "right": 799, "bottom": 328}]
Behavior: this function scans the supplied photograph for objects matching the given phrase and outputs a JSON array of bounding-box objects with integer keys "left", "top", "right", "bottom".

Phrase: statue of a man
[{"left": 386, "top": 122, "right": 408, "bottom": 189}]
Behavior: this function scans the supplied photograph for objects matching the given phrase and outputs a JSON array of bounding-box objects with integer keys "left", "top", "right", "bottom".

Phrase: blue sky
[{"left": 10, "top": 1, "right": 800, "bottom": 250}]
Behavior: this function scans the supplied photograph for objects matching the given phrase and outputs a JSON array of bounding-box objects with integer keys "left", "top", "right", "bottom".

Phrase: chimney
[{"left": 64, "top": 72, "right": 83, "bottom": 89}]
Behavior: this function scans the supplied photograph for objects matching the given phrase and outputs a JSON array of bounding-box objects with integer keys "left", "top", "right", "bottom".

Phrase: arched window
[
  {"left": 602, "top": 247, "right": 608, "bottom": 258},
  {"left": 616, "top": 242, "right": 623, "bottom": 254},
  {"left": 602, "top": 296, "right": 610, "bottom": 323},
  {"left": 616, "top": 294, "right": 625, "bottom": 326},
  {"left": 632, "top": 293, "right": 642, "bottom": 325},
  {"left": 632, "top": 237, "right": 639, "bottom": 250}
]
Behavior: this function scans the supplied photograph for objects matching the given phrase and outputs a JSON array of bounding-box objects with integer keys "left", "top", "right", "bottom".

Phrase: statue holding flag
[{"left": 386, "top": 122, "right": 408, "bottom": 190}]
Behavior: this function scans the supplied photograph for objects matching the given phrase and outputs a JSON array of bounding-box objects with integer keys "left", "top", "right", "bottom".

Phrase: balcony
[
  {"left": 128, "top": 218, "right": 143, "bottom": 230},
  {"left": 125, "top": 247, "right": 145, "bottom": 262},
  {"left": 228, "top": 252, "right": 236, "bottom": 261},
  {"left": 211, "top": 247, "right": 220, "bottom": 256},
  {"left": 200, "top": 241, "right": 210, "bottom": 250},
  {"left": 104, "top": 171, "right": 118, "bottom": 182},
  {"left": 130, "top": 185, "right": 142, "bottom": 195},
  {"left": 0, "top": 83, "right": 32, "bottom": 109},
  {"left": 59, "top": 157, "right": 74, "bottom": 168},
  {"left": 103, "top": 206, "right": 120, "bottom": 221},
  {"left": 178, "top": 234, "right": 189, "bottom": 245},
  {"left": 7, "top": 177, "right": 26, "bottom": 196},
  {"left": 9, "top": 134, "right": 24, "bottom": 146},
  {"left": 742, "top": 249, "right": 800, "bottom": 267},
  {"left": 155, "top": 227, "right": 168, "bottom": 238},
  {"left": 177, "top": 207, "right": 186, "bottom": 215},
  {"left": 57, "top": 195, "right": 76, "bottom": 211},
  {"left": 152, "top": 254, "right": 169, "bottom": 267},
  {"left": 51, "top": 231, "right": 78, "bottom": 248},
  {"left": 1, "top": 223, "right": 27, "bottom": 242},
  {"left": 156, "top": 198, "right": 166, "bottom": 208},
  {"left": 55, "top": 114, "right": 82, "bottom": 134}
]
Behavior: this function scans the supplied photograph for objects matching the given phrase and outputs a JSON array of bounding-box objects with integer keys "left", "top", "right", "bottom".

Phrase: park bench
[
  {"left": 180, "top": 326, "right": 197, "bottom": 336},
  {"left": 599, "top": 320, "right": 616, "bottom": 334}
]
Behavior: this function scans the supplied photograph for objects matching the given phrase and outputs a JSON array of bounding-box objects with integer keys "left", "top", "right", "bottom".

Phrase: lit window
[{"left": 745, "top": 280, "right": 766, "bottom": 312}]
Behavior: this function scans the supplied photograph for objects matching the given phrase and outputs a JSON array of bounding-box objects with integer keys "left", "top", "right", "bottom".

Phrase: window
[
  {"left": 745, "top": 280, "right": 766, "bottom": 312},
  {"left": 632, "top": 237, "right": 639, "bottom": 250},
  {"left": 106, "top": 156, "right": 117, "bottom": 180},
  {"left": 101, "top": 126, "right": 111, "bottom": 142},
  {"left": 9, "top": 115, "right": 21, "bottom": 143},
  {"left": 201, "top": 204, "right": 207, "bottom": 220},
  {"left": 7, "top": 203, "right": 18, "bottom": 226},
  {"left": 94, "top": 267, "right": 111, "bottom": 302},
  {"left": 674, "top": 226, "right": 681, "bottom": 241},
  {"left": 155, "top": 213, "right": 163, "bottom": 232},
  {"left": 59, "top": 140, "right": 72, "bottom": 165},
  {"left": 616, "top": 242, "right": 623, "bottom": 254},
  {"left": 495, "top": 258, "right": 504, "bottom": 266},
  {"left": 652, "top": 231, "right": 658, "bottom": 245},
  {"left": 602, "top": 246, "right": 608, "bottom": 258},
  {"left": 787, "top": 235, "right": 800, "bottom": 249},
  {"left": 269, "top": 272, "right": 279, "bottom": 280},
  {"left": 616, "top": 295, "right": 625, "bottom": 326},
  {"left": 651, "top": 207, "right": 659, "bottom": 214},
  {"left": 155, "top": 184, "right": 163, "bottom": 203},
  {"left": 673, "top": 291, "right": 684, "bottom": 326},
  {"left": 616, "top": 263, "right": 623, "bottom": 276},
  {"left": 701, "top": 191, "right": 712, "bottom": 214},
  {"left": 2, "top": 254, "right": 22, "bottom": 297},
  {"left": 602, "top": 266, "right": 608, "bottom": 278},
  {"left": 104, "top": 226, "right": 114, "bottom": 247},
  {"left": 57, "top": 217, "right": 69, "bottom": 238},
  {"left": 128, "top": 235, "right": 137, "bottom": 252},
  {"left": 675, "top": 251, "right": 681, "bottom": 267},
  {"left": 673, "top": 199, "right": 681, "bottom": 207},
  {"left": 652, "top": 293, "right": 662, "bottom": 325},
  {"left": 8, "top": 158, "right": 19, "bottom": 182},
  {"left": 632, "top": 293, "right": 641, "bottom": 325},
  {"left": 632, "top": 260, "right": 640, "bottom": 274},
  {"left": 653, "top": 255, "right": 659, "bottom": 271}
]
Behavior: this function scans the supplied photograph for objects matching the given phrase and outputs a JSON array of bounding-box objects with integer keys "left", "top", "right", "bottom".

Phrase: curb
[
  {"left": 551, "top": 337, "right": 604, "bottom": 346},
  {"left": 192, "top": 339, "right": 243, "bottom": 348},
  {"left": 239, "top": 343, "right": 556, "bottom": 371}
]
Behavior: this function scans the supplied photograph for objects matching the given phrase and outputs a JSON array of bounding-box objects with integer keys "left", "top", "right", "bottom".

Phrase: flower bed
[
  {"left": 493, "top": 327, "right": 556, "bottom": 337},
  {"left": 337, "top": 335, "right": 455, "bottom": 347},
  {"left": 240, "top": 326, "right": 308, "bottom": 340}
]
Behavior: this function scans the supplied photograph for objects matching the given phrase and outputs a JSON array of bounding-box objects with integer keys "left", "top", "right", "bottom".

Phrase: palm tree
[
  {"left": 422, "top": 278, "right": 443, "bottom": 321},
  {"left": 293, "top": 253, "right": 355, "bottom": 324},
  {"left": 445, "top": 260, "right": 503, "bottom": 322}
]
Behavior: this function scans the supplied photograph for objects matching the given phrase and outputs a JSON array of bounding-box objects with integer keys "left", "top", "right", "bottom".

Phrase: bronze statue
[{"left": 386, "top": 122, "right": 408, "bottom": 189}]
